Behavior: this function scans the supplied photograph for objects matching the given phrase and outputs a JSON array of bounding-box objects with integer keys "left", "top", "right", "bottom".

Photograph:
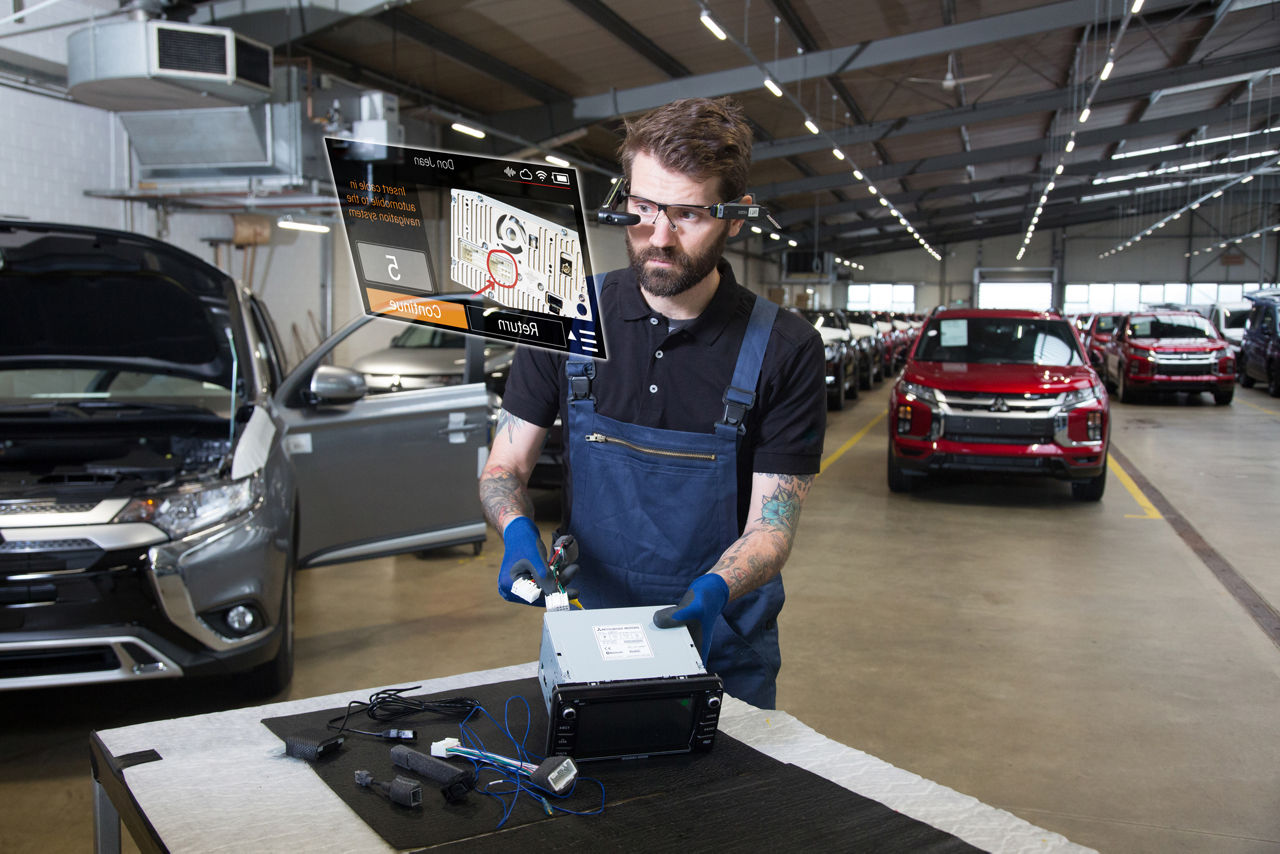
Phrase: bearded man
[{"left": 479, "top": 97, "right": 826, "bottom": 709}]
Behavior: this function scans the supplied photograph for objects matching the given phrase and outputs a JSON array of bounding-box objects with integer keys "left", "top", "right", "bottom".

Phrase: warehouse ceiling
[{"left": 15, "top": 0, "right": 1280, "bottom": 260}]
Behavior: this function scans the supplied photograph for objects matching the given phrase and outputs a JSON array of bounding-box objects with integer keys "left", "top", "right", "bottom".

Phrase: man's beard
[{"left": 627, "top": 226, "right": 728, "bottom": 299}]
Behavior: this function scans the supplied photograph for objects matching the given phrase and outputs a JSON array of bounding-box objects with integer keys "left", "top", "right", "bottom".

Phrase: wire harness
[{"left": 436, "top": 695, "right": 605, "bottom": 828}]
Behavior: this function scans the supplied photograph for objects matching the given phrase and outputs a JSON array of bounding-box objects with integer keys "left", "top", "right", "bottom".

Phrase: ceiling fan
[{"left": 907, "top": 53, "right": 991, "bottom": 91}]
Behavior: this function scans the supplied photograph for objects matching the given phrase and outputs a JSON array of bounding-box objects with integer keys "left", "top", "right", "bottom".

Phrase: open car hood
[{"left": 0, "top": 221, "right": 239, "bottom": 388}]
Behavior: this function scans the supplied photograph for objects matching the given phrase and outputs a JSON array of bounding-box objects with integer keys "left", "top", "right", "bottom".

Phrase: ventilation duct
[{"left": 68, "top": 20, "right": 272, "bottom": 111}]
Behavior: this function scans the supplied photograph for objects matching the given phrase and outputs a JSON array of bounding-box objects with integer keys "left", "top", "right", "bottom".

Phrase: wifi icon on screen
[{"left": 536, "top": 170, "right": 548, "bottom": 181}]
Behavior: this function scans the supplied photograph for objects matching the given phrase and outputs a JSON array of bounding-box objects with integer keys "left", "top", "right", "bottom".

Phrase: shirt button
[
  {"left": 649, "top": 384, "right": 658, "bottom": 394},
  {"left": 655, "top": 350, "right": 664, "bottom": 359},
  {"left": 649, "top": 317, "right": 659, "bottom": 326}
]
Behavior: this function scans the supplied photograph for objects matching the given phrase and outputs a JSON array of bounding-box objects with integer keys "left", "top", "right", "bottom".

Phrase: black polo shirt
[{"left": 501, "top": 259, "right": 825, "bottom": 529}]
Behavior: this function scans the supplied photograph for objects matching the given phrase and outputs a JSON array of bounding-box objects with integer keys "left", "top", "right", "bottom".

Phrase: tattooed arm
[
  {"left": 710, "top": 472, "right": 815, "bottom": 600},
  {"left": 479, "top": 408, "right": 548, "bottom": 532}
]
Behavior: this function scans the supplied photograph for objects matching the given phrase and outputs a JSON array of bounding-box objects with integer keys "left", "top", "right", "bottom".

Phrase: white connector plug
[
  {"left": 544, "top": 591, "right": 570, "bottom": 612},
  {"left": 510, "top": 577, "right": 541, "bottom": 604},
  {"left": 431, "top": 737, "right": 461, "bottom": 758}
]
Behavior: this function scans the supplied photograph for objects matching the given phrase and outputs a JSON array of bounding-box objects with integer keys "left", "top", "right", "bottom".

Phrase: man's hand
[
  {"left": 498, "top": 517, "right": 548, "bottom": 604},
  {"left": 653, "top": 574, "right": 730, "bottom": 664}
]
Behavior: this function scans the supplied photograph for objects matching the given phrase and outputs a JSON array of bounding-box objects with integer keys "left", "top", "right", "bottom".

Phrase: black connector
[
  {"left": 284, "top": 730, "right": 344, "bottom": 762},
  {"left": 390, "top": 744, "right": 473, "bottom": 804},
  {"left": 354, "top": 769, "right": 422, "bottom": 808}
]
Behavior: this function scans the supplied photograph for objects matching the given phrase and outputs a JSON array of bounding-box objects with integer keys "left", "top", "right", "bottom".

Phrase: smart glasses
[{"left": 597, "top": 180, "right": 780, "bottom": 231}]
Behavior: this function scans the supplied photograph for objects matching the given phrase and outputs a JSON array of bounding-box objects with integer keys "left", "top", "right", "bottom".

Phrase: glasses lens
[
  {"left": 626, "top": 196, "right": 659, "bottom": 223},
  {"left": 666, "top": 206, "right": 710, "bottom": 228}
]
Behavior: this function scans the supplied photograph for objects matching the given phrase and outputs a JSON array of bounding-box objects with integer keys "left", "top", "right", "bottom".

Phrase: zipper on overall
[{"left": 584, "top": 432, "right": 717, "bottom": 461}]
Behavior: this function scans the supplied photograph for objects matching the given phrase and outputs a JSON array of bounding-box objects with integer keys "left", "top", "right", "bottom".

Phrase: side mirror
[{"left": 308, "top": 365, "right": 367, "bottom": 405}]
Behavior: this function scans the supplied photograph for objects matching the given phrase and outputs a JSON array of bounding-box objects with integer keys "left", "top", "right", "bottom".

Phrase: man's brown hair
[{"left": 618, "top": 97, "right": 753, "bottom": 201}]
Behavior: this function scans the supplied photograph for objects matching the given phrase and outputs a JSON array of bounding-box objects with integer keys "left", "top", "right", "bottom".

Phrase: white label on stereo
[{"left": 593, "top": 623, "right": 654, "bottom": 660}]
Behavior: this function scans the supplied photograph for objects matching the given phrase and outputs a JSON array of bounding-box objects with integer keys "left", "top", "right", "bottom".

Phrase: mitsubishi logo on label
[{"left": 989, "top": 397, "right": 1010, "bottom": 412}]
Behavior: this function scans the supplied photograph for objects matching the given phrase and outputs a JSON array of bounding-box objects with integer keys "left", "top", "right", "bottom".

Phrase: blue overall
[{"left": 564, "top": 296, "right": 783, "bottom": 708}]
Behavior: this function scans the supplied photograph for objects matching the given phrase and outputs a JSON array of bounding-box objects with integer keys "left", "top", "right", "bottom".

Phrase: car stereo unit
[{"left": 538, "top": 607, "right": 724, "bottom": 762}]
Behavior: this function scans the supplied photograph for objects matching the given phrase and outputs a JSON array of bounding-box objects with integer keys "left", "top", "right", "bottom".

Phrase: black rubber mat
[{"left": 262, "top": 678, "right": 982, "bottom": 853}]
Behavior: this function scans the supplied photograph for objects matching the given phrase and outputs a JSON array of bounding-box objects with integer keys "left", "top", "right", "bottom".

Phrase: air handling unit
[{"left": 68, "top": 19, "right": 272, "bottom": 112}]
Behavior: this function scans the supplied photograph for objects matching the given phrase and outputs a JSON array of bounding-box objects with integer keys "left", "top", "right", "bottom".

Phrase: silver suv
[{"left": 0, "top": 222, "right": 490, "bottom": 695}]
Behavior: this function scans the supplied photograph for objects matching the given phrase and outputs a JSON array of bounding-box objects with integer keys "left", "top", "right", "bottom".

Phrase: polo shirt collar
[{"left": 616, "top": 259, "right": 740, "bottom": 347}]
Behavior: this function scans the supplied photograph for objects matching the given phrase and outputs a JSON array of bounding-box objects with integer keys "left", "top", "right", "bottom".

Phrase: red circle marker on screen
[{"left": 478, "top": 248, "right": 519, "bottom": 295}]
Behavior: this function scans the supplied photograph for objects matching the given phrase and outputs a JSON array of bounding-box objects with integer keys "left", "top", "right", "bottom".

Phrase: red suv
[
  {"left": 1098, "top": 310, "right": 1234, "bottom": 405},
  {"left": 888, "top": 309, "right": 1109, "bottom": 501},
  {"left": 1083, "top": 312, "right": 1123, "bottom": 367}
]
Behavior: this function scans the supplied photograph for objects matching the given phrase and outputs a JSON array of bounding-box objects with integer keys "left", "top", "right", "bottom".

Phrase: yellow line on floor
[
  {"left": 1107, "top": 452, "right": 1163, "bottom": 520},
  {"left": 1239, "top": 397, "right": 1280, "bottom": 418},
  {"left": 820, "top": 409, "right": 888, "bottom": 475}
]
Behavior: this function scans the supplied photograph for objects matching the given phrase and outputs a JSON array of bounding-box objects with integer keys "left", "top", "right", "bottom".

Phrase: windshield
[
  {"left": 1092, "top": 315, "right": 1118, "bottom": 333},
  {"left": 915, "top": 317, "right": 1085, "bottom": 366},
  {"left": 1221, "top": 308, "right": 1249, "bottom": 330},
  {"left": 1127, "top": 315, "right": 1216, "bottom": 339}
]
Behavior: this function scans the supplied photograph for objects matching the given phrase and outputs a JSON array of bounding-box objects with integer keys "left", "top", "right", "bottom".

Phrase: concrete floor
[{"left": 1, "top": 380, "right": 1278, "bottom": 853}]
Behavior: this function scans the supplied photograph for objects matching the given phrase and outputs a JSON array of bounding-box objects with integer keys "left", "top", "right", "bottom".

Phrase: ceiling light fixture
[
  {"left": 545, "top": 155, "right": 570, "bottom": 168},
  {"left": 694, "top": 7, "right": 939, "bottom": 262},
  {"left": 450, "top": 122, "right": 485, "bottom": 139},
  {"left": 1101, "top": 156, "right": 1277, "bottom": 258},
  {"left": 277, "top": 215, "right": 330, "bottom": 234},
  {"left": 699, "top": 10, "right": 727, "bottom": 40}
]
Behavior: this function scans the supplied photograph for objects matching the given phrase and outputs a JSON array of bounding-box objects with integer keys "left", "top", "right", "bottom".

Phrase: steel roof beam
[
  {"left": 571, "top": 0, "right": 1199, "bottom": 120},
  {"left": 753, "top": 48, "right": 1279, "bottom": 161},
  {"left": 832, "top": 177, "right": 1279, "bottom": 255},
  {"left": 563, "top": 0, "right": 691, "bottom": 78},
  {"left": 373, "top": 9, "right": 569, "bottom": 105},
  {"left": 752, "top": 96, "right": 1279, "bottom": 199}
]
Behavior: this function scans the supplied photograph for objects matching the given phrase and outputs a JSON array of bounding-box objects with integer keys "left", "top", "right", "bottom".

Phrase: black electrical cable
[{"left": 326, "top": 686, "right": 482, "bottom": 740}]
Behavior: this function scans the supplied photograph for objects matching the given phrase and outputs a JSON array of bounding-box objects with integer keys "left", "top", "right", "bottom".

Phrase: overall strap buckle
[
  {"left": 566, "top": 356, "right": 595, "bottom": 401},
  {"left": 721, "top": 387, "right": 757, "bottom": 430}
]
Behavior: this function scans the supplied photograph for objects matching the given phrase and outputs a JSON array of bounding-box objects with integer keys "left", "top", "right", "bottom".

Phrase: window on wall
[
  {"left": 847, "top": 284, "right": 915, "bottom": 312},
  {"left": 1071, "top": 282, "right": 1246, "bottom": 313},
  {"left": 976, "top": 282, "right": 1053, "bottom": 310}
]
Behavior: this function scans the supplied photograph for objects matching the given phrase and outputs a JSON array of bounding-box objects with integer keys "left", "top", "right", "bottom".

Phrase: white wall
[{"left": 1, "top": 84, "right": 335, "bottom": 367}]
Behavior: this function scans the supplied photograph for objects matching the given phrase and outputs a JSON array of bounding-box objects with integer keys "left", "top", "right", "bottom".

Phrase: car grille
[
  {"left": 942, "top": 415, "right": 1055, "bottom": 444},
  {"left": 0, "top": 539, "right": 103, "bottom": 576},
  {"left": 0, "top": 501, "right": 99, "bottom": 515}
]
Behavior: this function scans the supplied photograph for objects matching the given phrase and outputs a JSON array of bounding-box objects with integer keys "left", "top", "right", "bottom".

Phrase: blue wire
[{"left": 454, "top": 697, "right": 606, "bottom": 827}]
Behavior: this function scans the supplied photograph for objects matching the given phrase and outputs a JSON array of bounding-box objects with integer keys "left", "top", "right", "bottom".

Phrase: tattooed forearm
[
  {"left": 710, "top": 474, "right": 815, "bottom": 599},
  {"left": 479, "top": 466, "right": 534, "bottom": 531}
]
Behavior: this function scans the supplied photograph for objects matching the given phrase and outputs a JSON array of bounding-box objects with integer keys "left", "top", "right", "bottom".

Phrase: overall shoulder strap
[{"left": 719, "top": 295, "right": 779, "bottom": 434}]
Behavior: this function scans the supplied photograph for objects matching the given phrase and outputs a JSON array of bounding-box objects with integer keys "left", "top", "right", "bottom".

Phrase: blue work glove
[
  {"left": 653, "top": 574, "right": 730, "bottom": 665},
  {"left": 497, "top": 517, "right": 548, "bottom": 605}
]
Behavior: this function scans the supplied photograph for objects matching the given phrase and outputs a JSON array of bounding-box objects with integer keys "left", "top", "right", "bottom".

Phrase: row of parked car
[
  {"left": 788, "top": 308, "right": 922, "bottom": 409},
  {"left": 1074, "top": 288, "right": 1280, "bottom": 402},
  {"left": 886, "top": 289, "right": 1279, "bottom": 502}
]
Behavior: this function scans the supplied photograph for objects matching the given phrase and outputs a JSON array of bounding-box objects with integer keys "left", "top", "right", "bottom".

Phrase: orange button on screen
[{"left": 366, "top": 288, "right": 471, "bottom": 331}]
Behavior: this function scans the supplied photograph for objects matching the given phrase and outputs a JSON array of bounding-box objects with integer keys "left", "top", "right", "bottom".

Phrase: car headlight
[
  {"left": 899, "top": 380, "right": 937, "bottom": 404},
  {"left": 116, "top": 474, "right": 262, "bottom": 539},
  {"left": 1061, "top": 382, "right": 1102, "bottom": 408}
]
